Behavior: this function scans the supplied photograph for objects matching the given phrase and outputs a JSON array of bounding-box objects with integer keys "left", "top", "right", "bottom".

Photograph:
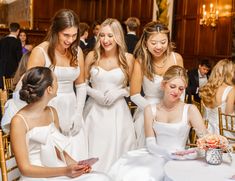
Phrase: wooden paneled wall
[
  {"left": 173, "top": 0, "right": 233, "bottom": 68},
  {"left": 33, "top": 0, "right": 153, "bottom": 37}
]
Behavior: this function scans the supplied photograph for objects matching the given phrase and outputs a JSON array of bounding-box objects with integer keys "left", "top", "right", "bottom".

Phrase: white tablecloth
[{"left": 164, "top": 154, "right": 235, "bottom": 181}]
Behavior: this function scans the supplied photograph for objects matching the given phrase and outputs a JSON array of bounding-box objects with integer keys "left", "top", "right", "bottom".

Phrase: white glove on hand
[
  {"left": 69, "top": 83, "right": 86, "bottom": 136},
  {"left": 86, "top": 84, "right": 106, "bottom": 106},
  {"left": 104, "top": 88, "right": 129, "bottom": 106},
  {"left": 130, "top": 93, "right": 148, "bottom": 111},
  {"left": 146, "top": 137, "right": 171, "bottom": 159}
]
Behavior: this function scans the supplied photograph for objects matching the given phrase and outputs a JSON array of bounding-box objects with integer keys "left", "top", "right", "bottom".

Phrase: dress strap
[
  {"left": 182, "top": 104, "right": 190, "bottom": 123},
  {"left": 15, "top": 114, "right": 29, "bottom": 132},
  {"left": 221, "top": 86, "right": 233, "bottom": 102},
  {"left": 172, "top": 52, "right": 177, "bottom": 65},
  {"left": 35, "top": 46, "right": 51, "bottom": 68},
  {"left": 48, "top": 106, "right": 55, "bottom": 123},
  {"left": 150, "top": 104, "right": 157, "bottom": 121}
]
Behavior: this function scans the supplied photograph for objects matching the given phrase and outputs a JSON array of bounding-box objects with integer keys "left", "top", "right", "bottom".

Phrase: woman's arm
[
  {"left": 144, "top": 105, "right": 155, "bottom": 137},
  {"left": 225, "top": 87, "right": 235, "bottom": 114},
  {"left": 130, "top": 59, "right": 143, "bottom": 96},
  {"left": 74, "top": 47, "right": 85, "bottom": 85},
  {"left": 188, "top": 104, "right": 208, "bottom": 137},
  {"left": 10, "top": 114, "right": 86, "bottom": 178},
  {"left": 125, "top": 52, "right": 135, "bottom": 81},
  {"left": 27, "top": 45, "right": 46, "bottom": 69},
  {"left": 84, "top": 51, "right": 95, "bottom": 80}
]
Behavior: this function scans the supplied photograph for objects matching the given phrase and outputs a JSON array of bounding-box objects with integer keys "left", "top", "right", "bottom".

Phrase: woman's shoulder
[{"left": 171, "top": 52, "right": 183, "bottom": 66}]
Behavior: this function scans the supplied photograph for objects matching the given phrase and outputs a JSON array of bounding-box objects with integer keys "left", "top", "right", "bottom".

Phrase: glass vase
[{"left": 205, "top": 148, "right": 223, "bottom": 165}]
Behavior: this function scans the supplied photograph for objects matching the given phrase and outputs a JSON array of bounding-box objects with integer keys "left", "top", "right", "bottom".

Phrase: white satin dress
[
  {"left": 204, "top": 86, "right": 234, "bottom": 137},
  {"left": 109, "top": 104, "right": 190, "bottom": 181},
  {"left": 17, "top": 110, "right": 111, "bottom": 181},
  {"left": 38, "top": 46, "right": 88, "bottom": 161},
  {"left": 83, "top": 66, "right": 136, "bottom": 173}
]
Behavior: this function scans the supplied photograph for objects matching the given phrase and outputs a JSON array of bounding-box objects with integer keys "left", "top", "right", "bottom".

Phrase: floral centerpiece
[{"left": 197, "top": 134, "right": 232, "bottom": 165}]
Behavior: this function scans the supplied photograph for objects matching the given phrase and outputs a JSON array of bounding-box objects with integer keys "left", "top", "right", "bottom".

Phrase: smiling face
[
  {"left": 19, "top": 32, "right": 27, "bottom": 42},
  {"left": 99, "top": 25, "right": 117, "bottom": 52},
  {"left": 57, "top": 26, "right": 78, "bottom": 49},
  {"left": 162, "top": 77, "right": 186, "bottom": 101},
  {"left": 146, "top": 33, "right": 168, "bottom": 58}
]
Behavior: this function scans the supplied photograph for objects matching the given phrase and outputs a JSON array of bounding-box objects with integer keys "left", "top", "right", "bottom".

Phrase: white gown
[
  {"left": 38, "top": 46, "right": 88, "bottom": 161},
  {"left": 204, "top": 86, "right": 234, "bottom": 137},
  {"left": 83, "top": 66, "right": 136, "bottom": 173},
  {"left": 17, "top": 112, "right": 111, "bottom": 181},
  {"left": 109, "top": 104, "right": 190, "bottom": 181},
  {"left": 134, "top": 52, "right": 179, "bottom": 148}
]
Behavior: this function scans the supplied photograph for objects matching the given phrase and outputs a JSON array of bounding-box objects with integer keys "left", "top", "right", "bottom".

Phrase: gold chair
[
  {"left": 128, "top": 101, "right": 138, "bottom": 115},
  {"left": 191, "top": 95, "right": 204, "bottom": 116},
  {"left": 0, "top": 130, "right": 20, "bottom": 181},
  {"left": 2, "top": 76, "right": 14, "bottom": 98},
  {"left": 218, "top": 108, "right": 235, "bottom": 142},
  {"left": 0, "top": 89, "right": 8, "bottom": 115}
]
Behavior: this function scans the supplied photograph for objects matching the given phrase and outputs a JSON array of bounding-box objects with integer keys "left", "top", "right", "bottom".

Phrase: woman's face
[
  {"left": 163, "top": 77, "right": 186, "bottom": 102},
  {"left": 99, "top": 25, "right": 117, "bottom": 52},
  {"left": 146, "top": 33, "right": 168, "bottom": 58},
  {"left": 57, "top": 26, "right": 78, "bottom": 49},
  {"left": 19, "top": 32, "right": 27, "bottom": 42}
]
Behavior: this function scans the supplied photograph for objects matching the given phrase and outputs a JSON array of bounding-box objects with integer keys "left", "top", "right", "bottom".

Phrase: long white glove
[
  {"left": 70, "top": 83, "right": 86, "bottom": 136},
  {"left": 130, "top": 93, "right": 148, "bottom": 111},
  {"left": 146, "top": 137, "right": 171, "bottom": 159},
  {"left": 86, "top": 83, "right": 106, "bottom": 106},
  {"left": 104, "top": 88, "right": 129, "bottom": 106}
]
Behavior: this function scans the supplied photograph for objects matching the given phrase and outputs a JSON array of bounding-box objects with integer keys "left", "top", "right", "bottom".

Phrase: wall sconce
[{"left": 200, "top": 3, "right": 219, "bottom": 27}]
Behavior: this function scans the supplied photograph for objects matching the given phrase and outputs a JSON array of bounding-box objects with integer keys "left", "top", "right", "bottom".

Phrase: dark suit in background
[
  {"left": 0, "top": 36, "right": 22, "bottom": 88},
  {"left": 87, "top": 36, "right": 96, "bottom": 51},
  {"left": 125, "top": 33, "right": 139, "bottom": 54}
]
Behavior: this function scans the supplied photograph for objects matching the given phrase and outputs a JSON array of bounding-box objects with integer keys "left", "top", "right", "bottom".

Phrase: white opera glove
[
  {"left": 146, "top": 137, "right": 171, "bottom": 159},
  {"left": 70, "top": 83, "right": 86, "bottom": 136},
  {"left": 130, "top": 93, "right": 148, "bottom": 111},
  {"left": 104, "top": 88, "right": 129, "bottom": 106},
  {"left": 86, "top": 84, "right": 106, "bottom": 106}
]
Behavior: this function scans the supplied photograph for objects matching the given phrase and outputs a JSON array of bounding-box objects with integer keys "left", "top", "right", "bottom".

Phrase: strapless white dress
[
  {"left": 83, "top": 67, "right": 136, "bottom": 173},
  {"left": 109, "top": 104, "right": 190, "bottom": 181},
  {"left": 20, "top": 122, "right": 111, "bottom": 181}
]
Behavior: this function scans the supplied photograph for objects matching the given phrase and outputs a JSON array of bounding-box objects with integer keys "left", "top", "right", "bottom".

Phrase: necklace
[
  {"left": 159, "top": 101, "right": 179, "bottom": 112},
  {"left": 55, "top": 48, "right": 67, "bottom": 56},
  {"left": 153, "top": 56, "right": 167, "bottom": 68}
]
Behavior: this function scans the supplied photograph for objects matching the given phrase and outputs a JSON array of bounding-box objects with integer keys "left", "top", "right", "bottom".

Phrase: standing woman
[
  {"left": 27, "top": 9, "right": 87, "bottom": 161},
  {"left": 19, "top": 30, "right": 33, "bottom": 54},
  {"left": 84, "top": 18, "right": 136, "bottom": 172},
  {"left": 130, "top": 21, "right": 184, "bottom": 148}
]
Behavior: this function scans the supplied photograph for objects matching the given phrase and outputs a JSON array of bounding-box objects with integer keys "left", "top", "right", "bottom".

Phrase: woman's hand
[{"left": 66, "top": 164, "right": 91, "bottom": 178}]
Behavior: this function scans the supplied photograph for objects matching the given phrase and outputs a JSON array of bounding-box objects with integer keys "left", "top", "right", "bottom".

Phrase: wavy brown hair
[
  {"left": 45, "top": 9, "right": 80, "bottom": 68},
  {"left": 91, "top": 18, "right": 129, "bottom": 86},
  {"left": 199, "top": 59, "right": 234, "bottom": 108},
  {"left": 134, "top": 21, "right": 175, "bottom": 81}
]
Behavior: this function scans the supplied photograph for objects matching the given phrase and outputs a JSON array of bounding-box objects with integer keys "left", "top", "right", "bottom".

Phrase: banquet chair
[
  {"left": 0, "top": 89, "right": 8, "bottom": 115},
  {"left": 191, "top": 95, "right": 204, "bottom": 116},
  {"left": 218, "top": 108, "right": 235, "bottom": 142},
  {"left": 128, "top": 101, "right": 137, "bottom": 115},
  {"left": 0, "top": 130, "right": 20, "bottom": 181},
  {"left": 2, "top": 76, "right": 14, "bottom": 98}
]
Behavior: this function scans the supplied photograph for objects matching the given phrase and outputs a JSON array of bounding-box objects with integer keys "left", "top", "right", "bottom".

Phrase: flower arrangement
[{"left": 197, "top": 134, "right": 230, "bottom": 152}]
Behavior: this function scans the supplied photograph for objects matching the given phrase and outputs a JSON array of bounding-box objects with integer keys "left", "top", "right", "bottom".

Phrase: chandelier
[{"left": 200, "top": 3, "right": 219, "bottom": 28}]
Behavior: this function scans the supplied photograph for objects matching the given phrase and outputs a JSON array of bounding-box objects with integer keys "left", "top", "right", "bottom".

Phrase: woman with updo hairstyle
[
  {"left": 200, "top": 59, "right": 235, "bottom": 135},
  {"left": 130, "top": 21, "right": 184, "bottom": 148},
  {"left": 11, "top": 67, "right": 111, "bottom": 181}
]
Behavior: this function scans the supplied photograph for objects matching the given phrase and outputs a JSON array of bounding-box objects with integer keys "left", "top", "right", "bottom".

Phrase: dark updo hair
[{"left": 20, "top": 67, "right": 53, "bottom": 104}]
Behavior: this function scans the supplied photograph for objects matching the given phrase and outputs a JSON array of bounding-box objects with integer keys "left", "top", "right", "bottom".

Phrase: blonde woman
[
  {"left": 84, "top": 18, "right": 136, "bottom": 172},
  {"left": 130, "top": 21, "right": 184, "bottom": 148},
  {"left": 200, "top": 59, "right": 235, "bottom": 135}
]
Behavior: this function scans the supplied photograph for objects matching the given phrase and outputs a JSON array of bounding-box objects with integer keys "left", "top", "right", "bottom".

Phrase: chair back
[
  {"left": 218, "top": 108, "right": 235, "bottom": 142},
  {"left": 0, "top": 89, "right": 8, "bottom": 115},
  {"left": 2, "top": 76, "right": 14, "bottom": 98},
  {"left": 191, "top": 95, "right": 204, "bottom": 116},
  {"left": 0, "top": 130, "right": 20, "bottom": 181}
]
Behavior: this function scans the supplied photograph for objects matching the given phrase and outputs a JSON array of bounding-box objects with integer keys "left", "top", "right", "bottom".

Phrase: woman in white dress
[
  {"left": 109, "top": 65, "right": 208, "bottom": 181},
  {"left": 130, "top": 21, "right": 184, "bottom": 148},
  {"left": 200, "top": 59, "right": 235, "bottom": 135},
  {"left": 27, "top": 9, "right": 87, "bottom": 160},
  {"left": 84, "top": 18, "right": 136, "bottom": 172},
  {"left": 11, "top": 67, "right": 111, "bottom": 181}
]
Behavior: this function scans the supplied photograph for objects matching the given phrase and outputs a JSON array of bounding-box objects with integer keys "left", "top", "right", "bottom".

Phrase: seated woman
[
  {"left": 109, "top": 65, "right": 208, "bottom": 181},
  {"left": 10, "top": 67, "right": 111, "bottom": 181},
  {"left": 200, "top": 59, "right": 235, "bottom": 135}
]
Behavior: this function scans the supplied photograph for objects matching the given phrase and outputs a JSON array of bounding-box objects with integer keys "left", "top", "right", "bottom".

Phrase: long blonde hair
[
  {"left": 91, "top": 18, "right": 129, "bottom": 86},
  {"left": 200, "top": 59, "right": 234, "bottom": 108},
  {"left": 134, "top": 21, "right": 175, "bottom": 80}
]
